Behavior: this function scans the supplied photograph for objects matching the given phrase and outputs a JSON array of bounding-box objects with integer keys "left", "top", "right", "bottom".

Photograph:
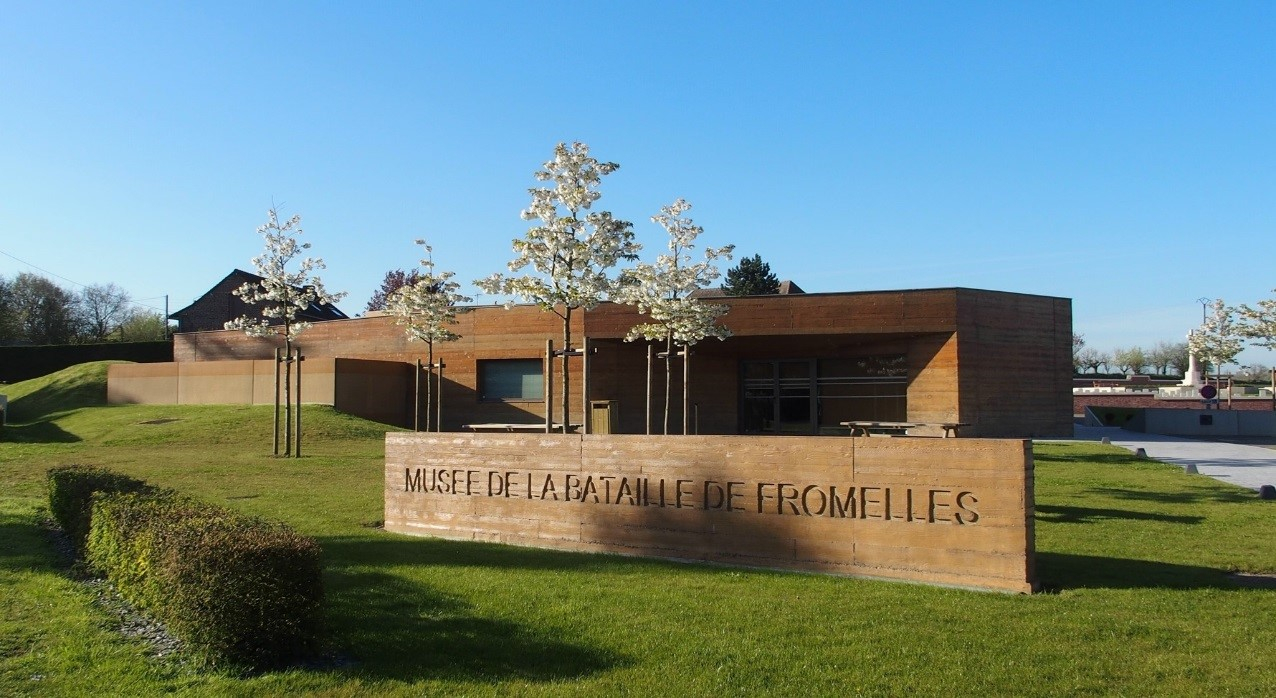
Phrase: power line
[
  {"left": 0, "top": 248, "right": 166, "bottom": 314},
  {"left": 0, "top": 248, "right": 90, "bottom": 289}
]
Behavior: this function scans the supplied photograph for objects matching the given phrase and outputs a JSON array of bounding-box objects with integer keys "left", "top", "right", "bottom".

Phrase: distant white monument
[{"left": 1180, "top": 330, "right": 1204, "bottom": 388}]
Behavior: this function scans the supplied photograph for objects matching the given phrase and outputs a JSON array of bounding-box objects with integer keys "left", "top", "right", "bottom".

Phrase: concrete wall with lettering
[{"left": 385, "top": 434, "right": 1036, "bottom": 593}]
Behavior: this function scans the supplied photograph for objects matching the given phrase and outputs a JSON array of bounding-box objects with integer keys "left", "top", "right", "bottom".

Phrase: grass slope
[{"left": 2, "top": 365, "right": 1274, "bottom": 696}]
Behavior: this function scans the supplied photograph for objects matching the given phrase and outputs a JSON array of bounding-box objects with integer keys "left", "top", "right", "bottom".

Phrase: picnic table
[
  {"left": 840, "top": 421, "right": 969, "bottom": 438},
  {"left": 462, "top": 423, "right": 580, "bottom": 433}
]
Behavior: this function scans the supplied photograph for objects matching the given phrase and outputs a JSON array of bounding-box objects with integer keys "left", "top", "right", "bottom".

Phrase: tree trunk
[
  {"left": 283, "top": 337, "right": 293, "bottom": 457},
  {"left": 663, "top": 335, "right": 672, "bottom": 435},
  {"left": 561, "top": 309, "right": 571, "bottom": 433},
  {"left": 426, "top": 342, "right": 435, "bottom": 433}
]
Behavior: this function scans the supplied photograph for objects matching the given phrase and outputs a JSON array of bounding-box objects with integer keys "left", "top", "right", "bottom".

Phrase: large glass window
[
  {"left": 479, "top": 359, "right": 543, "bottom": 401},
  {"left": 741, "top": 355, "right": 908, "bottom": 434}
]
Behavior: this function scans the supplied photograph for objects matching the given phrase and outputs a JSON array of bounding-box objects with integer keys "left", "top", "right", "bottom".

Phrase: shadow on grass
[
  {"left": 321, "top": 535, "right": 630, "bottom": 682},
  {"left": 1035, "top": 504, "right": 1204, "bottom": 525},
  {"left": 0, "top": 513, "right": 66, "bottom": 573},
  {"left": 1036, "top": 552, "right": 1231, "bottom": 591},
  {"left": 0, "top": 419, "right": 81, "bottom": 444},
  {"left": 1034, "top": 451, "right": 1138, "bottom": 466},
  {"left": 1085, "top": 486, "right": 1254, "bottom": 505},
  {"left": 322, "top": 533, "right": 642, "bottom": 573},
  {"left": 8, "top": 374, "right": 106, "bottom": 423},
  {"left": 324, "top": 567, "right": 628, "bottom": 683}
]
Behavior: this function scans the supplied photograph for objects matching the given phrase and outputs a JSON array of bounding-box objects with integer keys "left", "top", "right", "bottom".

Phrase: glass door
[{"left": 741, "top": 360, "right": 815, "bottom": 434}]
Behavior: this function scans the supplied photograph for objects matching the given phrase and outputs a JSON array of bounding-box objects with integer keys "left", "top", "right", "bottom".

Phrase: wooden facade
[{"left": 173, "top": 288, "right": 1073, "bottom": 438}]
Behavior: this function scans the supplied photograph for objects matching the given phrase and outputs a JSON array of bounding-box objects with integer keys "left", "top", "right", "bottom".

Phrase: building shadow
[
  {"left": 320, "top": 536, "right": 629, "bottom": 682},
  {"left": 1034, "top": 504, "right": 1204, "bottom": 525},
  {"left": 0, "top": 419, "right": 80, "bottom": 444},
  {"left": 1033, "top": 450, "right": 1139, "bottom": 466},
  {"left": 1035, "top": 552, "right": 1232, "bottom": 591},
  {"left": 321, "top": 533, "right": 645, "bottom": 574},
  {"left": 1085, "top": 486, "right": 1255, "bottom": 505}
]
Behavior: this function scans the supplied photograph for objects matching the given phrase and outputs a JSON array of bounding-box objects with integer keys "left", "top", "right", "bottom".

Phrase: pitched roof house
[{"left": 169, "top": 269, "right": 348, "bottom": 334}]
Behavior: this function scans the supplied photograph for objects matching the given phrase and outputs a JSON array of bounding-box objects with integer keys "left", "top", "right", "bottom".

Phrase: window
[
  {"left": 479, "top": 359, "right": 544, "bottom": 401},
  {"left": 741, "top": 355, "right": 908, "bottom": 434}
]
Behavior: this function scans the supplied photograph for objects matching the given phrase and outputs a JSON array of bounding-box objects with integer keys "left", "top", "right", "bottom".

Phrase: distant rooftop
[{"left": 690, "top": 279, "right": 804, "bottom": 299}]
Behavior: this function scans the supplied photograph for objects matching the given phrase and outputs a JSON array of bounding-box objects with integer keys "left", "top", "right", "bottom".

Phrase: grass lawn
[{"left": 2, "top": 362, "right": 1274, "bottom": 696}]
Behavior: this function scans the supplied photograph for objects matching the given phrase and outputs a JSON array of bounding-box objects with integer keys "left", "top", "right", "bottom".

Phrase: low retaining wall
[
  {"left": 385, "top": 433, "right": 1036, "bottom": 593},
  {"left": 1076, "top": 393, "right": 1275, "bottom": 413},
  {"left": 108, "top": 359, "right": 411, "bottom": 426}
]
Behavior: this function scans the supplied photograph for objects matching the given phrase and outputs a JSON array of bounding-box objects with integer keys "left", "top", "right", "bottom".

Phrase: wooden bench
[{"left": 841, "top": 421, "right": 969, "bottom": 438}]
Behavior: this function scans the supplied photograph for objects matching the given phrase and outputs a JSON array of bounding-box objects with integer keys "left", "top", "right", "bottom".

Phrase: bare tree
[
  {"left": 1074, "top": 347, "right": 1104, "bottom": 374},
  {"left": 80, "top": 283, "right": 133, "bottom": 341}
]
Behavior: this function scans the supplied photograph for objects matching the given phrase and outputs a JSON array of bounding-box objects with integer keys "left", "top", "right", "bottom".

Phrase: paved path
[{"left": 1052, "top": 426, "right": 1276, "bottom": 491}]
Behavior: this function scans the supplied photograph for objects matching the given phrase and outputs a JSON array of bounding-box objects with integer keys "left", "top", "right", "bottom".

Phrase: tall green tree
[
  {"left": 721, "top": 254, "right": 779, "bottom": 296},
  {"left": 116, "top": 311, "right": 169, "bottom": 341},
  {"left": 9, "top": 272, "right": 81, "bottom": 344},
  {"left": 0, "top": 276, "right": 20, "bottom": 343}
]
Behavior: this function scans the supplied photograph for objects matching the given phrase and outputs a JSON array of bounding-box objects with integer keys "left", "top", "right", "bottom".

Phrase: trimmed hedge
[
  {"left": 87, "top": 491, "right": 324, "bottom": 669},
  {"left": 46, "top": 465, "right": 153, "bottom": 554}
]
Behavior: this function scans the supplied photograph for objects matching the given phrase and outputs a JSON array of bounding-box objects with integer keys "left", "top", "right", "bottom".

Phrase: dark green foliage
[
  {"left": 721, "top": 253, "right": 780, "bottom": 296},
  {"left": 87, "top": 490, "right": 324, "bottom": 670},
  {"left": 46, "top": 465, "right": 152, "bottom": 554}
]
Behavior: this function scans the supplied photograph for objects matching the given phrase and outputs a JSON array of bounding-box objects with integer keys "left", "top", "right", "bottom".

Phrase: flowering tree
[
  {"left": 476, "top": 142, "right": 639, "bottom": 432},
  {"left": 618, "top": 199, "right": 733, "bottom": 434},
  {"left": 1187, "top": 299, "right": 1243, "bottom": 384},
  {"left": 385, "top": 239, "right": 471, "bottom": 431},
  {"left": 1237, "top": 291, "right": 1276, "bottom": 351},
  {"left": 226, "top": 208, "right": 345, "bottom": 456}
]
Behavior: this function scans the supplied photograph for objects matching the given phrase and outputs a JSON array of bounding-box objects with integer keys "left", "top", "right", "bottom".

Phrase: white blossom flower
[
  {"left": 1188, "top": 299, "right": 1244, "bottom": 371},
  {"left": 385, "top": 239, "right": 471, "bottom": 345},
  {"left": 224, "top": 208, "right": 346, "bottom": 345}
]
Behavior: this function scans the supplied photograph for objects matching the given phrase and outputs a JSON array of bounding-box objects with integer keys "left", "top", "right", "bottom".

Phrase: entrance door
[{"left": 742, "top": 360, "right": 815, "bottom": 434}]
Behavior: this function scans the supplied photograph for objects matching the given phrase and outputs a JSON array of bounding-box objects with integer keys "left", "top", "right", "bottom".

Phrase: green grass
[{"left": 3, "top": 364, "right": 1275, "bottom": 696}]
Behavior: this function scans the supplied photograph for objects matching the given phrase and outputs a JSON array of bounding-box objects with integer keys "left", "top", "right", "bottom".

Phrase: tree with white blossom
[
  {"left": 1237, "top": 291, "right": 1276, "bottom": 352},
  {"left": 386, "top": 239, "right": 472, "bottom": 431},
  {"left": 617, "top": 198, "right": 733, "bottom": 434},
  {"left": 226, "top": 208, "right": 345, "bottom": 456},
  {"left": 476, "top": 142, "right": 640, "bottom": 432},
  {"left": 1187, "top": 299, "right": 1244, "bottom": 386}
]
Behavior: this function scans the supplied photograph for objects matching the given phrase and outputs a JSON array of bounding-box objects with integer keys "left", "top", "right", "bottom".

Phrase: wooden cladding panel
[
  {"left": 954, "top": 291, "right": 1073, "bottom": 437},
  {"left": 585, "top": 291, "right": 961, "bottom": 339},
  {"left": 386, "top": 433, "right": 1036, "bottom": 593}
]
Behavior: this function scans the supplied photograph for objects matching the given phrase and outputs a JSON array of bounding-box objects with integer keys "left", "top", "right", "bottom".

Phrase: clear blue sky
[{"left": 2, "top": 2, "right": 1273, "bottom": 366}]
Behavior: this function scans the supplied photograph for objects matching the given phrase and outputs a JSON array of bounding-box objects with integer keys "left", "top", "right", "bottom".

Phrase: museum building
[{"left": 110, "top": 286, "right": 1072, "bottom": 439}]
